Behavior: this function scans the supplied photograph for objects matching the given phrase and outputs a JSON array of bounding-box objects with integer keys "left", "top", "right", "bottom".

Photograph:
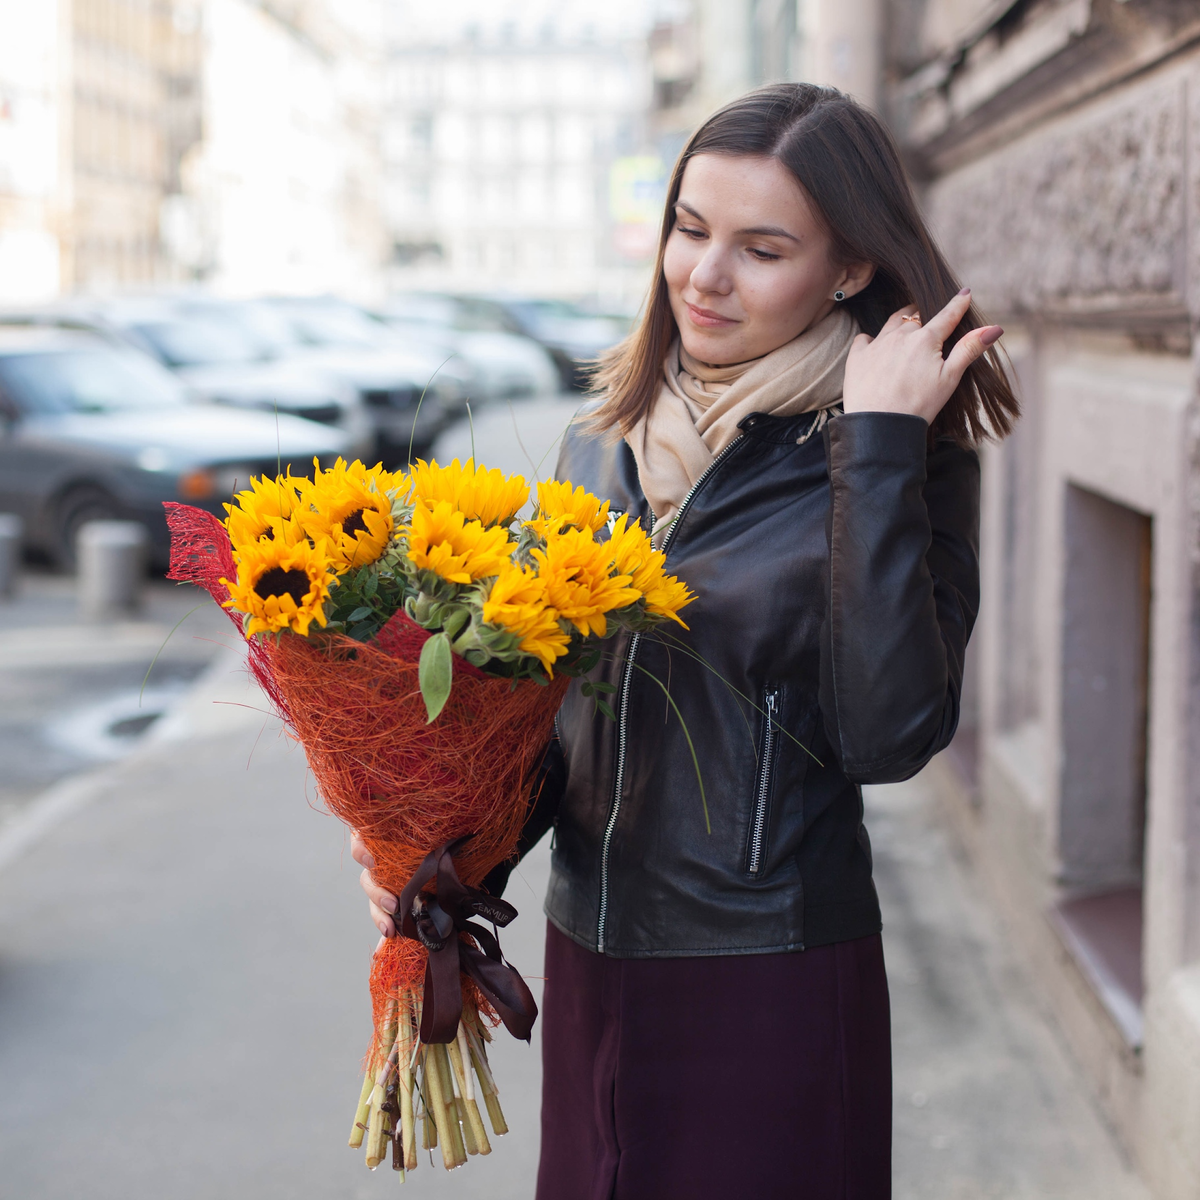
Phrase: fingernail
[
  {"left": 377, "top": 921, "right": 391, "bottom": 937},
  {"left": 380, "top": 893, "right": 398, "bottom": 914},
  {"left": 958, "top": 286, "right": 971, "bottom": 296},
  {"left": 362, "top": 852, "right": 375, "bottom": 870},
  {"left": 981, "top": 326, "right": 1003, "bottom": 346}
]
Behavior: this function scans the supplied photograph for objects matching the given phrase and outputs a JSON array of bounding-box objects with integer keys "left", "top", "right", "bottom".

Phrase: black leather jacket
[{"left": 492, "top": 408, "right": 980, "bottom": 958}]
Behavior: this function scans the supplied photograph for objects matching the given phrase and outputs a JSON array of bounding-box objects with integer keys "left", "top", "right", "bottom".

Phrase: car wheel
[{"left": 54, "top": 486, "right": 122, "bottom": 570}]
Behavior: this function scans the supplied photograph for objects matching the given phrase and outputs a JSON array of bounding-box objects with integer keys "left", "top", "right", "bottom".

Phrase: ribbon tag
[{"left": 397, "top": 837, "right": 539, "bottom": 1045}]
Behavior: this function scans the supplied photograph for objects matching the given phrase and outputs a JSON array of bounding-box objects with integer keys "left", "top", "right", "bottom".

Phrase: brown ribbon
[{"left": 397, "top": 836, "right": 539, "bottom": 1045}]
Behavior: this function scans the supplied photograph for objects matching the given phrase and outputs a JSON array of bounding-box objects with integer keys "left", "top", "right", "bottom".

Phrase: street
[{"left": 0, "top": 398, "right": 1147, "bottom": 1199}]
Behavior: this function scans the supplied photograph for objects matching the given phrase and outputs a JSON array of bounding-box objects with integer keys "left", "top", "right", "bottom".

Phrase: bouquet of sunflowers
[{"left": 163, "top": 456, "right": 692, "bottom": 1182}]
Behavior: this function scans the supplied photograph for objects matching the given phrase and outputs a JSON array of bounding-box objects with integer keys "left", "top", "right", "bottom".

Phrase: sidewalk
[{"left": 0, "top": 646, "right": 1149, "bottom": 1199}]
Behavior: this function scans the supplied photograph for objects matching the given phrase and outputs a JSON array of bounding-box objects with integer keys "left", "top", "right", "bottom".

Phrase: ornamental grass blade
[{"left": 419, "top": 632, "right": 453, "bottom": 723}]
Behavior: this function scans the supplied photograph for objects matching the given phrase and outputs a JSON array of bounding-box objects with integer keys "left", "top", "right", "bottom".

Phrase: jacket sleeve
[
  {"left": 818, "top": 411, "right": 980, "bottom": 783},
  {"left": 480, "top": 734, "right": 568, "bottom": 896}
]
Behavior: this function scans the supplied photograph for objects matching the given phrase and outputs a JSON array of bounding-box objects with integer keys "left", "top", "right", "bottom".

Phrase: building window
[{"left": 1052, "top": 483, "right": 1152, "bottom": 1046}]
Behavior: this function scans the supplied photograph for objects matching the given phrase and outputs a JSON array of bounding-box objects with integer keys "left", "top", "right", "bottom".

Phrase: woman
[{"left": 355, "top": 83, "right": 1016, "bottom": 1198}]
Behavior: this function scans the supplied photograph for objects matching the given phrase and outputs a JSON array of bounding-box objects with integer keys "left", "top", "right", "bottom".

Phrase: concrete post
[
  {"left": 77, "top": 520, "right": 147, "bottom": 621},
  {"left": 0, "top": 513, "right": 21, "bottom": 599}
]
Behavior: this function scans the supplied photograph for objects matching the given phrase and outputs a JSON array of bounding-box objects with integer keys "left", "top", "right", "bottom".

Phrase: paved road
[
  {"left": 0, "top": 399, "right": 1149, "bottom": 1198},
  {"left": 0, "top": 569, "right": 231, "bottom": 827}
]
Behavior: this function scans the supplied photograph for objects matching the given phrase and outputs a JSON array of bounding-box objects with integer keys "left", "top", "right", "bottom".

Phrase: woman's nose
[{"left": 690, "top": 246, "right": 732, "bottom": 296}]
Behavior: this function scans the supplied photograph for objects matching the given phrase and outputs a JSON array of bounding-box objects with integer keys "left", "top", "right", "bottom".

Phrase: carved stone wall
[{"left": 924, "top": 72, "right": 1189, "bottom": 316}]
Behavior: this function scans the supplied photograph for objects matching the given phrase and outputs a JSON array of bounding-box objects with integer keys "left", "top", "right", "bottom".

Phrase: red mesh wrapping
[{"left": 165, "top": 502, "right": 566, "bottom": 1059}]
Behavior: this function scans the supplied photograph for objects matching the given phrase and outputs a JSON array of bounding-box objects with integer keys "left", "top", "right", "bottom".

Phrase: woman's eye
[
  {"left": 748, "top": 247, "right": 781, "bottom": 262},
  {"left": 676, "top": 225, "right": 706, "bottom": 239}
]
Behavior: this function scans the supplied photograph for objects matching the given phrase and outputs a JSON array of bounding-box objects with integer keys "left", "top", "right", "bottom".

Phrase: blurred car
[
  {"left": 256, "top": 296, "right": 476, "bottom": 462},
  {"left": 378, "top": 293, "right": 560, "bottom": 401},
  {"left": 483, "top": 297, "right": 630, "bottom": 390},
  {"left": 8, "top": 297, "right": 373, "bottom": 460},
  {"left": 0, "top": 327, "right": 350, "bottom": 567}
]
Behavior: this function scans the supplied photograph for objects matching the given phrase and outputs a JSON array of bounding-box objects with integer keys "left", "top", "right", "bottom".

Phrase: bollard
[
  {"left": 77, "top": 520, "right": 148, "bottom": 621},
  {"left": 0, "top": 513, "right": 21, "bottom": 599}
]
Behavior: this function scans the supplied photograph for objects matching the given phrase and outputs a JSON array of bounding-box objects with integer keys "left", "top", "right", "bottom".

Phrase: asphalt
[{"left": 0, "top": 398, "right": 1150, "bottom": 1199}]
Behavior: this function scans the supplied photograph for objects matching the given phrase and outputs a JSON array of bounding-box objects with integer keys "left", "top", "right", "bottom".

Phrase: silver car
[
  {"left": 0, "top": 328, "right": 351, "bottom": 567},
  {"left": 14, "top": 296, "right": 374, "bottom": 461}
]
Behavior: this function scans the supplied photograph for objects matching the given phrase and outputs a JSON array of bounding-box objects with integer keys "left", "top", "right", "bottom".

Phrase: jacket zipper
[
  {"left": 748, "top": 689, "right": 779, "bottom": 876},
  {"left": 596, "top": 434, "right": 746, "bottom": 952}
]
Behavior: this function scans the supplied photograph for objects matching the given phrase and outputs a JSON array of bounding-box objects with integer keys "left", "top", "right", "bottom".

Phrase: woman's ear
[{"left": 835, "top": 261, "right": 876, "bottom": 301}]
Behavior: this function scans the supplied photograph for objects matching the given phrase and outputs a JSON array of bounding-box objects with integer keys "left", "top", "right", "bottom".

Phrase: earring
[{"left": 833, "top": 290, "right": 846, "bottom": 302}]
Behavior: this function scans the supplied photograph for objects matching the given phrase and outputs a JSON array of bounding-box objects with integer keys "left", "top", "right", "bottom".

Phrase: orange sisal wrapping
[{"left": 164, "top": 501, "right": 565, "bottom": 1055}]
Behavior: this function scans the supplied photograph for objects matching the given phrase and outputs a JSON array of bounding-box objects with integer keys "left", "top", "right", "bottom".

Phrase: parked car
[
  {"left": 5, "top": 297, "right": 373, "bottom": 460},
  {"left": 0, "top": 327, "right": 350, "bottom": 567},
  {"left": 378, "top": 293, "right": 561, "bottom": 401},
  {"left": 482, "top": 297, "right": 630, "bottom": 390},
  {"left": 256, "top": 296, "right": 476, "bottom": 462}
]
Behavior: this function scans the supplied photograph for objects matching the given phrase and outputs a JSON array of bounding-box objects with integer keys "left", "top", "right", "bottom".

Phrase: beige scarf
[{"left": 626, "top": 307, "right": 858, "bottom": 536}]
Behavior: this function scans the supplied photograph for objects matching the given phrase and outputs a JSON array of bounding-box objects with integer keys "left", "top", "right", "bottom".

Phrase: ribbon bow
[{"left": 397, "top": 836, "right": 538, "bottom": 1045}]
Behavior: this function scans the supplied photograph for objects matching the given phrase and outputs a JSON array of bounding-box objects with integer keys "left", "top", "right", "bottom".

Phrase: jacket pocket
[{"left": 746, "top": 687, "right": 781, "bottom": 877}]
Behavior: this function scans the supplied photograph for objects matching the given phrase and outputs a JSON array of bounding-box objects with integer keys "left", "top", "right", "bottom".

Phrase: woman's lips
[{"left": 685, "top": 302, "right": 738, "bottom": 328}]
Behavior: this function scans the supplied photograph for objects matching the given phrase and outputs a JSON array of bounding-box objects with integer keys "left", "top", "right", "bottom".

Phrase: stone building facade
[{"left": 889, "top": 3, "right": 1200, "bottom": 1196}]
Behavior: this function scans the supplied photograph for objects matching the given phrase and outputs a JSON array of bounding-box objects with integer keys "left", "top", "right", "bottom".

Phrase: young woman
[{"left": 355, "top": 83, "right": 1016, "bottom": 1199}]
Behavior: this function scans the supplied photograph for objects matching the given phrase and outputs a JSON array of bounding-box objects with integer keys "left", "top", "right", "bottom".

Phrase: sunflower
[
  {"left": 407, "top": 458, "right": 529, "bottom": 527},
  {"left": 302, "top": 459, "right": 396, "bottom": 571},
  {"left": 221, "top": 536, "right": 337, "bottom": 637},
  {"left": 224, "top": 472, "right": 308, "bottom": 551},
  {"left": 531, "top": 526, "right": 640, "bottom": 637},
  {"left": 404, "top": 499, "right": 516, "bottom": 584},
  {"left": 525, "top": 480, "right": 610, "bottom": 538},
  {"left": 482, "top": 564, "right": 570, "bottom": 674},
  {"left": 607, "top": 515, "right": 694, "bottom": 626}
]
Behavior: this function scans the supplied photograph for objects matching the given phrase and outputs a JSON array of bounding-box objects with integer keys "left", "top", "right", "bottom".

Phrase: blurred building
[
  {"left": 0, "top": 1, "right": 202, "bottom": 299},
  {"left": 0, "top": 1, "right": 387, "bottom": 302},
  {"left": 889, "top": 5, "right": 1200, "bottom": 1199},
  {"left": 177, "top": 0, "right": 388, "bottom": 298},
  {"left": 381, "top": 0, "right": 659, "bottom": 306}
]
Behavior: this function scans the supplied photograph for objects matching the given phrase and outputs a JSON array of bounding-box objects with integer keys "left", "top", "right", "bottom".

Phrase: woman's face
[{"left": 663, "top": 153, "right": 873, "bottom": 365}]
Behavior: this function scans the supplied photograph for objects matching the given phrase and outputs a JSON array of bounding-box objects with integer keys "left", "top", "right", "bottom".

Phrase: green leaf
[
  {"left": 442, "top": 607, "right": 469, "bottom": 638},
  {"left": 418, "top": 632, "right": 453, "bottom": 723},
  {"left": 591, "top": 681, "right": 618, "bottom": 694},
  {"left": 346, "top": 606, "right": 374, "bottom": 622},
  {"left": 595, "top": 699, "right": 617, "bottom": 721}
]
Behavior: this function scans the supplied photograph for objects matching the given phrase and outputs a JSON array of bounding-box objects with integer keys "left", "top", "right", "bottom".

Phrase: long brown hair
[{"left": 590, "top": 83, "right": 1018, "bottom": 445}]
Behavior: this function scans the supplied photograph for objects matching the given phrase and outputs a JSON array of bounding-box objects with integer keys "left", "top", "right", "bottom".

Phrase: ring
[{"left": 901, "top": 314, "right": 922, "bottom": 324}]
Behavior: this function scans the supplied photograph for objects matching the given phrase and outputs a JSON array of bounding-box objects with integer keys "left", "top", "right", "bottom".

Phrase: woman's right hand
[{"left": 351, "top": 831, "right": 399, "bottom": 948}]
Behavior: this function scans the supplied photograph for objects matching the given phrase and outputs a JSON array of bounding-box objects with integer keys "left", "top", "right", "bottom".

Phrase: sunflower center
[
  {"left": 261, "top": 525, "right": 275, "bottom": 540},
  {"left": 255, "top": 566, "right": 310, "bottom": 604},
  {"left": 342, "top": 508, "right": 370, "bottom": 538}
]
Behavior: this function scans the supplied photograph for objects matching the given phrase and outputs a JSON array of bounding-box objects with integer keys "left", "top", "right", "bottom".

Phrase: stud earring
[{"left": 833, "top": 290, "right": 846, "bottom": 302}]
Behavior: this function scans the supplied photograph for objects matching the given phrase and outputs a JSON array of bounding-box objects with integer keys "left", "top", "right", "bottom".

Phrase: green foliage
[{"left": 419, "top": 632, "right": 453, "bottom": 723}]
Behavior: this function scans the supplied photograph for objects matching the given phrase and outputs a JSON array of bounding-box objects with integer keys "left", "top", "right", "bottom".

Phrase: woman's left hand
[{"left": 841, "top": 289, "right": 1002, "bottom": 425}]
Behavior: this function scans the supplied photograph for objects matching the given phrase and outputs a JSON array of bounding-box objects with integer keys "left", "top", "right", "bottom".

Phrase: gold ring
[{"left": 901, "top": 314, "right": 922, "bottom": 324}]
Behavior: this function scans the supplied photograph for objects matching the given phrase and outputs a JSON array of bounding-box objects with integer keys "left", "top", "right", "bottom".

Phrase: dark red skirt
[{"left": 536, "top": 922, "right": 892, "bottom": 1200}]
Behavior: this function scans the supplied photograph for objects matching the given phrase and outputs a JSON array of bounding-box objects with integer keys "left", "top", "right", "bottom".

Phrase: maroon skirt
[{"left": 536, "top": 922, "right": 892, "bottom": 1200}]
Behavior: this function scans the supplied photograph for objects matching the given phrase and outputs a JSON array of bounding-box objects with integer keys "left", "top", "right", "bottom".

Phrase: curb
[{"left": 0, "top": 641, "right": 267, "bottom": 872}]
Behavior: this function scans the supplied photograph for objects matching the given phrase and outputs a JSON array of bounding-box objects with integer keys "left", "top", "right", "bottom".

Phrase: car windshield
[
  {"left": 131, "top": 319, "right": 266, "bottom": 367},
  {"left": 274, "top": 303, "right": 386, "bottom": 349},
  {"left": 0, "top": 348, "right": 188, "bottom": 413}
]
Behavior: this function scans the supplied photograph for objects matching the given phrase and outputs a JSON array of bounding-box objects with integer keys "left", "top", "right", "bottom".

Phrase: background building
[
  {"left": 177, "top": 0, "right": 387, "bottom": 299},
  {"left": 381, "top": 0, "right": 661, "bottom": 307},
  {"left": 0, "top": 0, "right": 387, "bottom": 302}
]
